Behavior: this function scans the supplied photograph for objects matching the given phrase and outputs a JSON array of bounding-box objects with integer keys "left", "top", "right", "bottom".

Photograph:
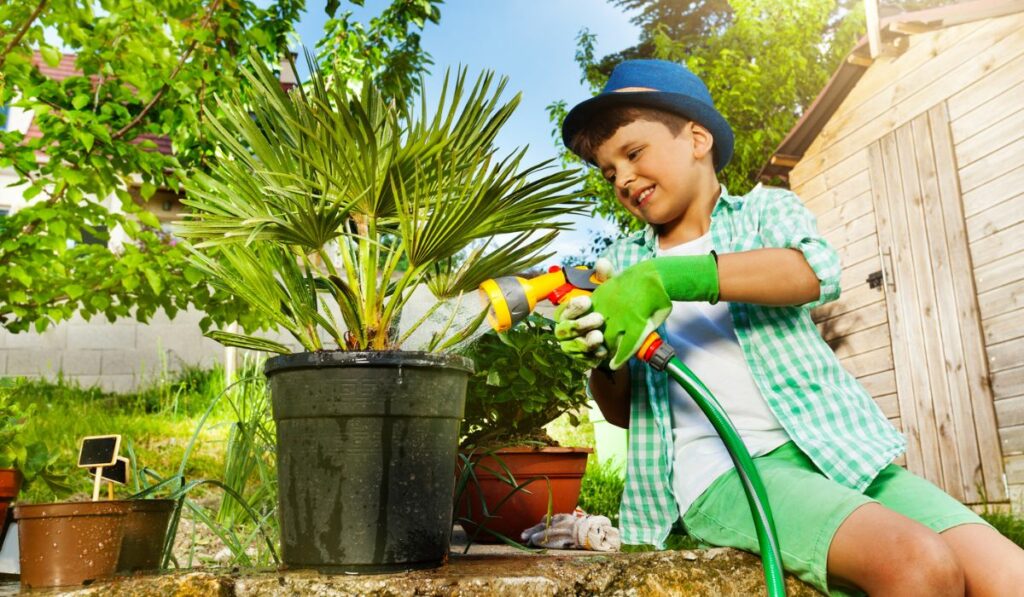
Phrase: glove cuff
[{"left": 652, "top": 254, "right": 720, "bottom": 304}]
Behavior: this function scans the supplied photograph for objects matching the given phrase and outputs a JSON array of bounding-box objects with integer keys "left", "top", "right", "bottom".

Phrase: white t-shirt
[{"left": 656, "top": 234, "right": 790, "bottom": 518}]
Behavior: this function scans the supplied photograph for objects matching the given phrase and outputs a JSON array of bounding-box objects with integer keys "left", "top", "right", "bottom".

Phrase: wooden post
[
  {"left": 92, "top": 468, "right": 103, "bottom": 501},
  {"left": 865, "top": 0, "right": 882, "bottom": 59},
  {"left": 224, "top": 321, "right": 239, "bottom": 385}
]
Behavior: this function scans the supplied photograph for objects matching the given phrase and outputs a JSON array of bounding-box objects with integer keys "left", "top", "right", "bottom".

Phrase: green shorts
[{"left": 681, "top": 441, "right": 990, "bottom": 596}]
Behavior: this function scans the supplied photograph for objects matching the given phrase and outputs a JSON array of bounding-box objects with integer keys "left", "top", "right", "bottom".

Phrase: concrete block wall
[
  {"left": 0, "top": 285, "right": 472, "bottom": 393},
  {"left": 0, "top": 308, "right": 225, "bottom": 393}
]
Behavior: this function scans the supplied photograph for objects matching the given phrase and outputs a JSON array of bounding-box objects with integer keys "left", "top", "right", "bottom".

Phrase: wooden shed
[{"left": 760, "top": 0, "right": 1024, "bottom": 511}]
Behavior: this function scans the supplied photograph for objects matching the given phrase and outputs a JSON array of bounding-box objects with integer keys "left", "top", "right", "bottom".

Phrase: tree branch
[
  {"left": 111, "top": 0, "right": 223, "bottom": 140},
  {"left": 0, "top": 0, "right": 49, "bottom": 71}
]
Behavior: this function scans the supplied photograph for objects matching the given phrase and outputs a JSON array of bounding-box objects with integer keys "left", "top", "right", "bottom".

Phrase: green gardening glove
[{"left": 590, "top": 254, "right": 720, "bottom": 370}]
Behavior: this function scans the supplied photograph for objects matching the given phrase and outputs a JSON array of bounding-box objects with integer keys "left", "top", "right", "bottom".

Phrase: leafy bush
[
  {"left": 578, "top": 458, "right": 625, "bottom": 526},
  {"left": 0, "top": 390, "right": 70, "bottom": 495},
  {"left": 459, "top": 315, "right": 592, "bottom": 448}
]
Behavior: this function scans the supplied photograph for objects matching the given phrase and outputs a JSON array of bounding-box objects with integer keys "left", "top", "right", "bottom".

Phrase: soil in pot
[
  {"left": 456, "top": 446, "right": 592, "bottom": 543},
  {"left": 0, "top": 469, "right": 21, "bottom": 546},
  {"left": 116, "top": 499, "right": 176, "bottom": 574},
  {"left": 265, "top": 351, "right": 472, "bottom": 574},
  {"left": 14, "top": 500, "right": 130, "bottom": 589}
]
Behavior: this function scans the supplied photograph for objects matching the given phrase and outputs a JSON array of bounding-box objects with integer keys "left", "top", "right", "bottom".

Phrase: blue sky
[{"left": 292, "top": 0, "right": 642, "bottom": 261}]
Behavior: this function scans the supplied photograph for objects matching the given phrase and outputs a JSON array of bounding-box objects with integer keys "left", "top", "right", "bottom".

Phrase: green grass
[
  {"left": 578, "top": 457, "right": 625, "bottom": 526},
  {"left": 982, "top": 510, "right": 1024, "bottom": 549},
  {"left": 3, "top": 367, "right": 233, "bottom": 503}
]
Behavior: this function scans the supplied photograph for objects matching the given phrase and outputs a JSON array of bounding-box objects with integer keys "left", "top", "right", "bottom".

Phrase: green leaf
[
  {"left": 65, "top": 284, "right": 86, "bottom": 299},
  {"left": 143, "top": 268, "right": 163, "bottom": 294},
  {"left": 205, "top": 330, "right": 291, "bottom": 354},
  {"left": 140, "top": 182, "right": 157, "bottom": 199},
  {"left": 137, "top": 210, "right": 161, "bottom": 228},
  {"left": 183, "top": 266, "right": 204, "bottom": 284},
  {"left": 72, "top": 94, "right": 90, "bottom": 110},
  {"left": 89, "top": 294, "right": 110, "bottom": 310},
  {"left": 40, "top": 46, "right": 62, "bottom": 67},
  {"left": 78, "top": 131, "right": 94, "bottom": 151}
]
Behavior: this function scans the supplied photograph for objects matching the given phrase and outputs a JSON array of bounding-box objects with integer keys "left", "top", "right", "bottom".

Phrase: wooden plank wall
[{"left": 788, "top": 11, "right": 1024, "bottom": 503}]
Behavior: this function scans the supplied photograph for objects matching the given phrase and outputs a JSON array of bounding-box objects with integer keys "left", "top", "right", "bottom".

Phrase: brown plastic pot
[
  {"left": 13, "top": 500, "right": 129, "bottom": 589},
  {"left": 116, "top": 499, "right": 176, "bottom": 574},
  {"left": 455, "top": 446, "right": 592, "bottom": 543},
  {"left": 0, "top": 468, "right": 21, "bottom": 545}
]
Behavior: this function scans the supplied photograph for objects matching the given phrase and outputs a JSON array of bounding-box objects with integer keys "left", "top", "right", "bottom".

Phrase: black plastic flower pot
[{"left": 264, "top": 351, "right": 472, "bottom": 574}]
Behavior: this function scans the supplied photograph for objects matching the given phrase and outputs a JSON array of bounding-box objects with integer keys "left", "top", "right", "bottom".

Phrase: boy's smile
[{"left": 593, "top": 118, "right": 719, "bottom": 246}]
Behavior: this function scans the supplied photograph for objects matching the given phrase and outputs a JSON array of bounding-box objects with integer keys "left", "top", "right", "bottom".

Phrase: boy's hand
[
  {"left": 553, "top": 259, "right": 615, "bottom": 369},
  {"left": 591, "top": 254, "right": 719, "bottom": 369}
]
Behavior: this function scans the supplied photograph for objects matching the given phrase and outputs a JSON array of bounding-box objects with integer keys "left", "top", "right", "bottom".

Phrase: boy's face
[{"left": 592, "top": 118, "right": 714, "bottom": 228}]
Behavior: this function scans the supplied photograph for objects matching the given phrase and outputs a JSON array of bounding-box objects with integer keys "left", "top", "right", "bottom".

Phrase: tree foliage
[
  {"left": 550, "top": 0, "right": 868, "bottom": 235},
  {"left": 0, "top": 0, "right": 440, "bottom": 334}
]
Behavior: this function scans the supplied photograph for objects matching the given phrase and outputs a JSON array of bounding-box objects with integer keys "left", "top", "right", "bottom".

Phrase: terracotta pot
[
  {"left": 0, "top": 468, "right": 21, "bottom": 545},
  {"left": 116, "top": 499, "right": 176, "bottom": 574},
  {"left": 13, "top": 500, "right": 130, "bottom": 589},
  {"left": 455, "top": 446, "right": 592, "bottom": 543}
]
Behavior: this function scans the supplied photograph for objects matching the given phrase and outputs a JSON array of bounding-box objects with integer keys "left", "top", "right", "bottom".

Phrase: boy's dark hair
[{"left": 569, "top": 105, "right": 690, "bottom": 165}]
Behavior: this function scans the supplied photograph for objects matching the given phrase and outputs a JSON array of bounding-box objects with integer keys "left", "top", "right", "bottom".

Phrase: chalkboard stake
[
  {"left": 92, "top": 467, "right": 103, "bottom": 501},
  {"left": 107, "top": 482, "right": 113, "bottom": 501}
]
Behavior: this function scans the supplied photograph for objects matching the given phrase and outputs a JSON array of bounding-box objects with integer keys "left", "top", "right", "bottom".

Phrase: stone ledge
[{"left": 31, "top": 549, "right": 820, "bottom": 596}]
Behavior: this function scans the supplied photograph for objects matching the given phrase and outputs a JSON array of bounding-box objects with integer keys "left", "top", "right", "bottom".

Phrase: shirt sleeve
[{"left": 757, "top": 189, "right": 841, "bottom": 309}]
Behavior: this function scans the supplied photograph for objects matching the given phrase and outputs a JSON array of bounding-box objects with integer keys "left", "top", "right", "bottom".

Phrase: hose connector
[{"left": 637, "top": 333, "right": 676, "bottom": 371}]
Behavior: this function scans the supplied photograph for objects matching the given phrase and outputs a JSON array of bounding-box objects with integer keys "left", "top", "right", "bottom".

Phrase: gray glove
[{"left": 553, "top": 259, "right": 613, "bottom": 368}]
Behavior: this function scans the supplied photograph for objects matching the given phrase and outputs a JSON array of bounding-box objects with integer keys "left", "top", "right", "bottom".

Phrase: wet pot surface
[
  {"left": 14, "top": 500, "right": 130, "bottom": 589},
  {"left": 117, "top": 499, "right": 176, "bottom": 574},
  {"left": 266, "top": 351, "right": 472, "bottom": 573}
]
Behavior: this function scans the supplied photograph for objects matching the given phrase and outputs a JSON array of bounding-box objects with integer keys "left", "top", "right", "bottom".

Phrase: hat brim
[{"left": 561, "top": 91, "right": 734, "bottom": 173}]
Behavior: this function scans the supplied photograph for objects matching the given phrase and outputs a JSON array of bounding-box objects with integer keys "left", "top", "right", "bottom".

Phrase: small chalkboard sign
[
  {"left": 89, "top": 456, "right": 129, "bottom": 486},
  {"left": 78, "top": 435, "right": 121, "bottom": 468}
]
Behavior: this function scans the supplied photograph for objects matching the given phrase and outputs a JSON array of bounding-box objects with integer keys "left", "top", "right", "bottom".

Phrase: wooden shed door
[{"left": 867, "top": 103, "right": 1006, "bottom": 504}]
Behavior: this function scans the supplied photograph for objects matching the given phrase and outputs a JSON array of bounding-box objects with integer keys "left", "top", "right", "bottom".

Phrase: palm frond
[{"left": 178, "top": 51, "right": 585, "bottom": 353}]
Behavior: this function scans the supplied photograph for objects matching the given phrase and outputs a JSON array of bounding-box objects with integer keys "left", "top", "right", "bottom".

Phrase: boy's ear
[{"left": 689, "top": 122, "right": 715, "bottom": 163}]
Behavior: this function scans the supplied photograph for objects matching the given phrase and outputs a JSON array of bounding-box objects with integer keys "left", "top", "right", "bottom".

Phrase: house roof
[{"left": 758, "top": 0, "right": 1024, "bottom": 183}]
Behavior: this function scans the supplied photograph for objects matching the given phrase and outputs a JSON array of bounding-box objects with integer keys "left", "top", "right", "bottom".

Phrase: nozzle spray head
[
  {"left": 479, "top": 276, "right": 532, "bottom": 333},
  {"left": 478, "top": 266, "right": 603, "bottom": 333}
]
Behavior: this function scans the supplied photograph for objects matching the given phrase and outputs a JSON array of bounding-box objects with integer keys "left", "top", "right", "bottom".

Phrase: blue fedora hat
[{"left": 561, "top": 59, "right": 734, "bottom": 172}]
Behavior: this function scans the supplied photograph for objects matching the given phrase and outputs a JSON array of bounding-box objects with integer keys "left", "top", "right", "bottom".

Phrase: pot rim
[
  {"left": 13, "top": 500, "right": 132, "bottom": 520},
  {"left": 462, "top": 446, "right": 594, "bottom": 455},
  {"left": 264, "top": 349, "right": 474, "bottom": 377},
  {"left": 123, "top": 498, "right": 177, "bottom": 512}
]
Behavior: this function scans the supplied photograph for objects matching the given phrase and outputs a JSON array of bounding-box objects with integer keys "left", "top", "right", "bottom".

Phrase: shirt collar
[{"left": 633, "top": 184, "right": 735, "bottom": 252}]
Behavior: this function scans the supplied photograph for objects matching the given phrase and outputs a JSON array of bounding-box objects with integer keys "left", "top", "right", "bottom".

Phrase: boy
[{"left": 555, "top": 59, "right": 1024, "bottom": 596}]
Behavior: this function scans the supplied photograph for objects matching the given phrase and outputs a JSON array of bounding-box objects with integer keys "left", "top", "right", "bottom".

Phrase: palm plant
[{"left": 176, "top": 53, "right": 585, "bottom": 353}]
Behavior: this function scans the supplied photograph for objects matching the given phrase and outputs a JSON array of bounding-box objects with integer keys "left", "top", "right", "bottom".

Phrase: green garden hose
[{"left": 650, "top": 351, "right": 787, "bottom": 597}]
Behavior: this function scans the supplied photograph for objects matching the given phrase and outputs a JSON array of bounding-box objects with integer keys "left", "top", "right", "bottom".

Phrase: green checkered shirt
[{"left": 601, "top": 184, "right": 906, "bottom": 548}]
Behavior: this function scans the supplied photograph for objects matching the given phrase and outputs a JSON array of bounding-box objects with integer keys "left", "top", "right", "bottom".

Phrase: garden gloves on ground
[
  {"left": 590, "top": 254, "right": 720, "bottom": 370},
  {"left": 520, "top": 509, "right": 621, "bottom": 551}
]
